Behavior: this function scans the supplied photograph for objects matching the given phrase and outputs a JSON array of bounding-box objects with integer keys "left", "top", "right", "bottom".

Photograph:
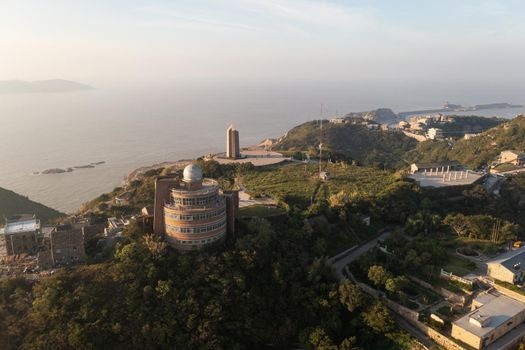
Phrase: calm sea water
[{"left": 1, "top": 82, "right": 524, "bottom": 213}]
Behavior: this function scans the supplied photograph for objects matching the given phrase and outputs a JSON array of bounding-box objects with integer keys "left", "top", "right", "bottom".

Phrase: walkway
[
  {"left": 331, "top": 231, "right": 391, "bottom": 279},
  {"left": 237, "top": 174, "right": 276, "bottom": 208}
]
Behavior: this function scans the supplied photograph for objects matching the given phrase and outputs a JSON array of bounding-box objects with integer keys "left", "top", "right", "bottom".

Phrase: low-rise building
[
  {"left": 38, "top": 224, "right": 86, "bottom": 269},
  {"left": 464, "top": 133, "right": 480, "bottom": 140},
  {"left": 487, "top": 247, "right": 525, "bottom": 284},
  {"left": 398, "top": 120, "right": 410, "bottom": 129},
  {"left": 105, "top": 217, "right": 130, "bottom": 236},
  {"left": 0, "top": 215, "right": 40, "bottom": 258},
  {"left": 499, "top": 150, "right": 525, "bottom": 166},
  {"left": 451, "top": 292, "right": 525, "bottom": 349},
  {"left": 329, "top": 117, "right": 346, "bottom": 124},
  {"left": 427, "top": 127, "right": 444, "bottom": 140},
  {"left": 319, "top": 171, "right": 330, "bottom": 181}
]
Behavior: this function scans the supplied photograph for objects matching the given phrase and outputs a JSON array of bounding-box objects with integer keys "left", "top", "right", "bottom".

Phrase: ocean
[{"left": 1, "top": 81, "right": 524, "bottom": 213}]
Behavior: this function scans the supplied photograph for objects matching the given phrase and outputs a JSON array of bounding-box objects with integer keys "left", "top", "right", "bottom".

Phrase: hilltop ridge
[
  {"left": 273, "top": 118, "right": 417, "bottom": 168},
  {"left": 407, "top": 114, "right": 525, "bottom": 169},
  {"left": 0, "top": 187, "right": 64, "bottom": 223},
  {"left": 0, "top": 79, "right": 93, "bottom": 94}
]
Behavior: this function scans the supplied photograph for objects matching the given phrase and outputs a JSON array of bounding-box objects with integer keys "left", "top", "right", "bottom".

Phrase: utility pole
[{"left": 319, "top": 104, "right": 324, "bottom": 176}]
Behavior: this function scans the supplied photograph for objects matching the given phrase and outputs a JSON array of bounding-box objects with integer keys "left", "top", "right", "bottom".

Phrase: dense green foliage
[
  {"left": 242, "top": 162, "right": 416, "bottom": 214},
  {"left": 274, "top": 121, "right": 417, "bottom": 168},
  {"left": 407, "top": 115, "right": 525, "bottom": 169},
  {"left": 0, "top": 186, "right": 64, "bottom": 223},
  {"left": 0, "top": 216, "right": 417, "bottom": 350}
]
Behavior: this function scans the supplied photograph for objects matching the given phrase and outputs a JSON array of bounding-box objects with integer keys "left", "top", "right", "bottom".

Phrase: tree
[
  {"left": 308, "top": 327, "right": 337, "bottom": 350},
  {"left": 444, "top": 213, "right": 469, "bottom": 237},
  {"left": 367, "top": 265, "right": 390, "bottom": 287},
  {"left": 361, "top": 301, "right": 394, "bottom": 333},
  {"left": 338, "top": 281, "right": 364, "bottom": 313},
  {"left": 385, "top": 276, "right": 408, "bottom": 295}
]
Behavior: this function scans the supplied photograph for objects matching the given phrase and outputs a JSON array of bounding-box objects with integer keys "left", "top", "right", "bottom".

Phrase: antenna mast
[{"left": 319, "top": 104, "right": 323, "bottom": 175}]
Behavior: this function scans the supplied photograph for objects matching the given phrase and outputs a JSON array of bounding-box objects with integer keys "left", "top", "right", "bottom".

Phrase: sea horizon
[{"left": 1, "top": 82, "right": 524, "bottom": 213}]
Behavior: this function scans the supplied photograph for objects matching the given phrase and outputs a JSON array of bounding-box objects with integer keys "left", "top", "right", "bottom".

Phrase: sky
[{"left": 1, "top": 0, "right": 525, "bottom": 87}]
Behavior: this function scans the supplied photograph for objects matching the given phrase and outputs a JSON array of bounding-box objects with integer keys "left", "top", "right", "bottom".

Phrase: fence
[{"left": 440, "top": 269, "right": 474, "bottom": 286}]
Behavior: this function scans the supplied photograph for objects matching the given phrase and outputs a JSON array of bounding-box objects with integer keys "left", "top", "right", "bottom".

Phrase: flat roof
[
  {"left": 408, "top": 171, "right": 483, "bottom": 188},
  {"left": 453, "top": 293, "right": 525, "bottom": 338},
  {"left": 2, "top": 218, "right": 40, "bottom": 234}
]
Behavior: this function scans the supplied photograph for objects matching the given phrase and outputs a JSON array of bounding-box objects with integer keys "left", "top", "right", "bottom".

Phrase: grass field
[
  {"left": 442, "top": 255, "right": 476, "bottom": 277},
  {"left": 242, "top": 162, "right": 397, "bottom": 209}
]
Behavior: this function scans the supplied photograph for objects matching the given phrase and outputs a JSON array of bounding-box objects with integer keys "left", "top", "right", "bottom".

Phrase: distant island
[
  {"left": 398, "top": 101, "right": 523, "bottom": 117},
  {"left": 36, "top": 161, "right": 105, "bottom": 175},
  {"left": 0, "top": 79, "right": 93, "bottom": 94}
]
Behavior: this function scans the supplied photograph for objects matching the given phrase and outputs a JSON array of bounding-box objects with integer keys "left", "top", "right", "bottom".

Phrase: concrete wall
[
  {"left": 0, "top": 232, "right": 38, "bottom": 257},
  {"left": 451, "top": 324, "right": 480, "bottom": 349},
  {"left": 487, "top": 263, "right": 516, "bottom": 284},
  {"left": 419, "top": 323, "right": 467, "bottom": 350},
  {"left": 50, "top": 228, "right": 86, "bottom": 266},
  {"left": 492, "top": 283, "right": 525, "bottom": 304},
  {"left": 409, "top": 276, "right": 468, "bottom": 306},
  {"left": 153, "top": 176, "right": 178, "bottom": 235}
]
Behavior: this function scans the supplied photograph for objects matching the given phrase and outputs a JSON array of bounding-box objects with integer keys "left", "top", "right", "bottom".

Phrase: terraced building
[{"left": 155, "top": 164, "right": 238, "bottom": 251}]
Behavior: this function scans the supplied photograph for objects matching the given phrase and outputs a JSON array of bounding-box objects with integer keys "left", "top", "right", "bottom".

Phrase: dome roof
[{"left": 183, "top": 164, "right": 203, "bottom": 182}]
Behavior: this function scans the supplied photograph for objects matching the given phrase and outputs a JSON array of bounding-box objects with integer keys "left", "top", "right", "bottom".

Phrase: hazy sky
[{"left": 1, "top": 0, "right": 524, "bottom": 86}]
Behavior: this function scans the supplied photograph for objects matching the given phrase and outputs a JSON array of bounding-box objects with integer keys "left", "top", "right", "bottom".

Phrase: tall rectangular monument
[{"left": 226, "top": 125, "right": 240, "bottom": 159}]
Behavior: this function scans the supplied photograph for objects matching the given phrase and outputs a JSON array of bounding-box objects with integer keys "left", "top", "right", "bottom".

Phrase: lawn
[
  {"left": 239, "top": 205, "right": 286, "bottom": 218},
  {"left": 442, "top": 255, "right": 476, "bottom": 277}
]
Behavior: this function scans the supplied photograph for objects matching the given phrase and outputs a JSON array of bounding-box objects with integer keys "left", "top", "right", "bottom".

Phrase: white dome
[{"left": 183, "top": 164, "right": 203, "bottom": 182}]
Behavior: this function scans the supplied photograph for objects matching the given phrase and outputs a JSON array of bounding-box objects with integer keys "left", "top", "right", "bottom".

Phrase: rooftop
[
  {"left": 171, "top": 178, "right": 220, "bottom": 195},
  {"left": 408, "top": 171, "right": 483, "bottom": 188},
  {"left": 487, "top": 247, "right": 525, "bottom": 273},
  {"left": 1, "top": 216, "right": 40, "bottom": 235},
  {"left": 453, "top": 293, "right": 525, "bottom": 338}
]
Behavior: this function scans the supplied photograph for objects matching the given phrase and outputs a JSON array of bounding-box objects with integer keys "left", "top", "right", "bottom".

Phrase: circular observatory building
[{"left": 155, "top": 163, "right": 238, "bottom": 251}]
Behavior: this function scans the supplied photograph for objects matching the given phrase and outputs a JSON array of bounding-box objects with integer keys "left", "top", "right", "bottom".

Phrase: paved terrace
[
  {"left": 409, "top": 171, "right": 484, "bottom": 188},
  {"left": 211, "top": 150, "right": 289, "bottom": 167}
]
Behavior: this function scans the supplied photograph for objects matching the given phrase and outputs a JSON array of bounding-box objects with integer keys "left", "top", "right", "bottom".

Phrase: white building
[
  {"left": 0, "top": 215, "right": 41, "bottom": 257},
  {"left": 487, "top": 247, "right": 525, "bottom": 284},
  {"left": 427, "top": 127, "right": 444, "bottom": 140}
]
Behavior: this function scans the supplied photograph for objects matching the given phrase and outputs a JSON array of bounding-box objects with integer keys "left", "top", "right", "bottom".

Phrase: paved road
[
  {"left": 236, "top": 175, "right": 276, "bottom": 208},
  {"left": 391, "top": 313, "right": 433, "bottom": 349},
  {"left": 332, "top": 231, "right": 391, "bottom": 279}
]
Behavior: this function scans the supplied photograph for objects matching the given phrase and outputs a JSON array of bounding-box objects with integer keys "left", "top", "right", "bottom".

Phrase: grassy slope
[
  {"left": 274, "top": 121, "right": 417, "bottom": 168},
  {"left": 407, "top": 115, "right": 525, "bottom": 169},
  {"left": 0, "top": 187, "right": 64, "bottom": 223}
]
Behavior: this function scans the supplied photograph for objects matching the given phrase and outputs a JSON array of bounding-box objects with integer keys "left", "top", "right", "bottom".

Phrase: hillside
[
  {"left": 345, "top": 108, "right": 399, "bottom": 124},
  {"left": 274, "top": 120, "right": 417, "bottom": 168},
  {"left": 0, "top": 79, "right": 93, "bottom": 94},
  {"left": 0, "top": 187, "right": 64, "bottom": 223},
  {"left": 407, "top": 115, "right": 525, "bottom": 169},
  {"left": 427, "top": 115, "right": 504, "bottom": 136}
]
